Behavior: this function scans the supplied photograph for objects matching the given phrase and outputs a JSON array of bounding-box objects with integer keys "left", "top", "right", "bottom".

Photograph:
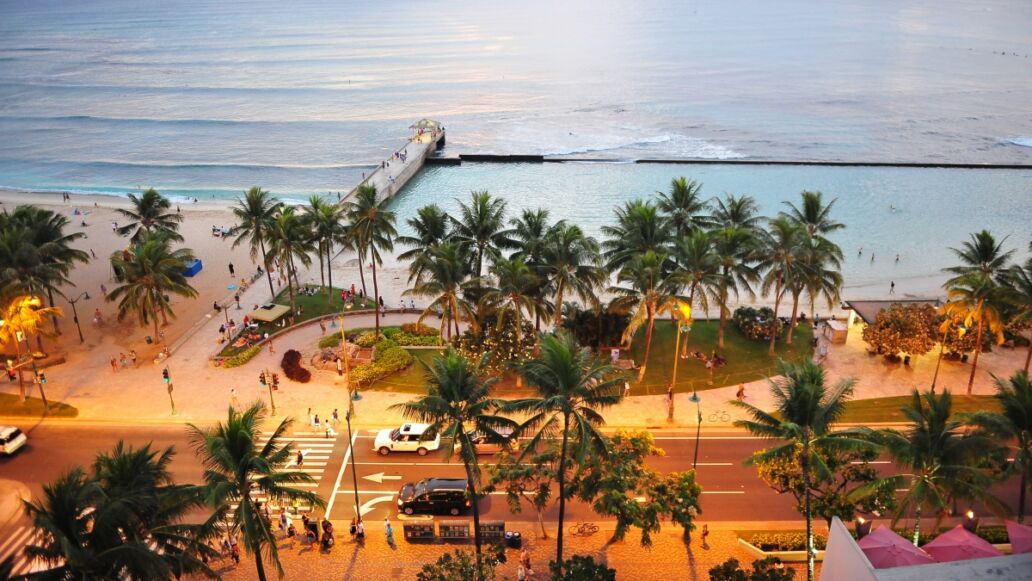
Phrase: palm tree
[
  {"left": 708, "top": 225, "right": 760, "bottom": 348},
  {"left": 508, "top": 208, "right": 553, "bottom": 266},
  {"left": 541, "top": 223, "right": 604, "bottom": 329},
  {"left": 108, "top": 234, "right": 197, "bottom": 342},
  {"left": 189, "top": 402, "right": 324, "bottom": 581},
  {"left": 733, "top": 360, "right": 868, "bottom": 581},
  {"left": 966, "top": 371, "right": 1032, "bottom": 523},
  {"left": 793, "top": 235, "right": 843, "bottom": 344},
  {"left": 405, "top": 242, "right": 478, "bottom": 341},
  {"left": 344, "top": 184, "right": 397, "bottom": 337},
  {"left": 859, "top": 390, "right": 1004, "bottom": 546},
  {"left": 266, "top": 206, "right": 315, "bottom": 315},
  {"left": 397, "top": 204, "right": 451, "bottom": 284},
  {"left": 1001, "top": 258, "right": 1032, "bottom": 372},
  {"left": 504, "top": 332, "right": 623, "bottom": 576},
  {"left": 608, "top": 250, "right": 683, "bottom": 380},
  {"left": 656, "top": 176, "right": 710, "bottom": 236},
  {"left": 945, "top": 230, "right": 1015, "bottom": 281},
  {"left": 944, "top": 272, "right": 1007, "bottom": 394},
  {"left": 780, "top": 190, "right": 844, "bottom": 238},
  {"left": 115, "top": 188, "right": 184, "bottom": 244},
  {"left": 392, "top": 350, "right": 517, "bottom": 576},
  {"left": 304, "top": 196, "right": 347, "bottom": 305},
  {"left": 231, "top": 186, "right": 282, "bottom": 296},
  {"left": 450, "top": 191, "right": 512, "bottom": 278},
  {"left": 711, "top": 193, "right": 763, "bottom": 231},
  {"left": 756, "top": 217, "right": 806, "bottom": 355},
  {"left": 601, "top": 199, "right": 672, "bottom": 271},
  {"left": 0, "top": 295, "right": 62, "bottom": 399},
  {"left": 668, "top": 230, "right": 720, "bottom": 356},
  {"left": 483, "top": 258, "right": 541, "bottom": 347}
]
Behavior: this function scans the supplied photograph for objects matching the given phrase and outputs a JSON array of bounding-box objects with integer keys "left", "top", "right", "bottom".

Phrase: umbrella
[
  {"left": 409, "top": 118, "right": 440, "bottom": 130},
  {"left": 922, "top": 524, "right": 1003, "bottom": 562},
  {"left": 1005, "top": 520, "right": 1032, "bottom": 554},
  {"left": 857, "top": 525, "right": 935, "bottom": 568}
]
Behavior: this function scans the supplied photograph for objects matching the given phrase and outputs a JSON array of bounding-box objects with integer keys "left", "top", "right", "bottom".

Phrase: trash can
[{"left": 504, "top": 531, "right": 522, "bottom": 549}]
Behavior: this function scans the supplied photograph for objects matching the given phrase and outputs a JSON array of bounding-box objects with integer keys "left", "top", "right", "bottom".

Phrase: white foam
[{"left": 1007, "top": 137, "right": 1032, "bottom": 147}]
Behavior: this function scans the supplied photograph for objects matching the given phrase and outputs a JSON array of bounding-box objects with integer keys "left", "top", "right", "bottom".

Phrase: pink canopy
[
  {"left": 922, "top": 524, "right": 1003, "bottom": 562},
  {"left": 857, "top": 525, "right": 935, "bottom": 568},
  {"left": 1005, "top": 520, "right": 1032, "bottom": 555}
]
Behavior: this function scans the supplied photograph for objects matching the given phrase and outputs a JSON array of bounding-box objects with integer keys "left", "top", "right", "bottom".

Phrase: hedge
[
  {"left": 733, "top": 306, "right": 783, "bottom": 342},
  {"left": 222, "top": 345, "right": 262, "bottom": 368},
  {"left": 349, "top": 338, "right": 414, "bottom": 386},
  {"left": 400, "top": 322, "right": 438, "bottom": 336},
  {"left": 318, "top": 334, "right": 342, "bottom": 349},
  {"left": 739, "top": 526, "right": 1010, "bottom": 551}
]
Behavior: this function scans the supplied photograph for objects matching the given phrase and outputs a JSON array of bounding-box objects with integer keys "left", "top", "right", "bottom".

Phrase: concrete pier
[{"left": 344, "top": 122, "right": 445, "bottom": 203}]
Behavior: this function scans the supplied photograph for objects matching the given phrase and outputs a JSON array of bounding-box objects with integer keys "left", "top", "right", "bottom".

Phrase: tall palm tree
[
  {"left": 189, "top": 402, "right": 324, "bottom": 581},
  {"left": 344, "top": 184, "right": 397, "bottom": 337},
  {"left": 945, "top": 230, "right": 1015, "bottom": 282},
  {"left": 944, "top": 272, "right": 1007, "bottom": 394},
  {"left": 266, "top": 206, "right": 315, "bottom": 314},
  {"left": 668, "top": 230, "right": 720, "bottom": 356},
  {"left": 304, "top": 196, "right": 348, "bottom": 305},
  {"left": 0, "top": 218, "right": 74, "bottom": 340},
  {"left": 966, "top": 371, "right": 1032, "bottom": 523},
  {"left": 504, "top": 332, "right": 623, "bottom": 576},
  {"left": 231, "top": 186, "right": 282, "bottom": 296},
  {"left": 108, "top": 234, "right": 197, "bottom": 342},
  {"left": 115, "top": 188, "right": 184, "bottom": 244},
  {"left": 600, "top": 199, "right": 672, "bottom": 271},
  {"left": 793, "top": 235, "right": 843, "bottom": 344},
  {"left": 405, "top": 242, "right": 478, "bottom": 342},
  {"left": 541, "top": 223, "right": 604, "bottom": 329},
  {"left": 656, "top": 176, "right": 710, "bottom": 236},
  {"left": 733, "top": 360, "right": 868, "bottom": 581},
  {"left": 780, "top": 190, "right": 844, "bottom": 238},
  {"left": 0, "top": 295, "right": 62, "bottom": 399},
  {"left": 397, "top": 204, "right": 451, "bottom": 284},
  {"left": 1001, "top": 258, "right": 1032, "bottom": 372},
  {"left": 708, "top": 225, "right": 760, "bottom": 348},
  {"left": 508, "top": 208, "right": 554, "bottom": 266},
  {"left": 711, "top": 193, "right": 763, "bottom": 231},
  {"left": 450, "top": 191, "right": 512, "bottom": 278},
  {"left": 608, "top": 250, "right": 683, "bottom": 380},
  {"left": 858, "top": 390, "right": 1004, "bottom": 546},
  {"left": 756, "top": 217, "right": 806, "bottom": 355},
  {"left": 483, "top": 258, "right": 541, "bottom": 347},
  {"left": 392, "top": 350, "right": 517, "bottom": 576}
]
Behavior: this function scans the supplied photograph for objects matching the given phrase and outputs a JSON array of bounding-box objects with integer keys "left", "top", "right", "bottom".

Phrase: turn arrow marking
[
  {"left": 359, "top": 495, "right": 396, "bottom": 516},
  {"left": 362, "top": 472, "right": 402, "bottom": 484}
]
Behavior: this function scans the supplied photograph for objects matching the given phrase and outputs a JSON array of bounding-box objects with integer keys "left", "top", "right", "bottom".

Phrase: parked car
[
  {"left": 0, "top": 426, "right": 27, "bottom": 456},
  {"left": 454, "top": 427, "right": 518, "bottom": 455},
  {"left": 374, "top": 423, "right": 441, "bottom": 456},
  {"left": 397, "top": 478, "right": 471, "bottom": 516}
]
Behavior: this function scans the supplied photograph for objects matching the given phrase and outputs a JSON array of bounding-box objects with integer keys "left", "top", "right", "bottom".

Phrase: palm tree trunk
[
  {"left": 1024, "top": 341, "right": 1031, "bottom": 373},
  {"left": 462, "top": 459, "right": 484, "bottom": 575},
  {"left": 912, "top": 505, "right": 922, "bottom": 546},
  {"left": 317, "top": 242, "right": 325, "bottom": 289},
  {"left": 260, "top": 237, "right": 275, "bottom": 297},
  {"left": 326, "top": 246, "right": 334, "bottom": 306},
  {"left": 357, "top": 248, "right": 368, "bottom": 297},
  {"left": 371, "top": 258, "right": 380, "bottom": 338},
  {"left": 640, "top": 308, "right": 655, "bottom": 381},
  {"left": 802, "top": 441, "right": 815, "bottom": 581},
  {"left": 769, "top": 281, "right": 783, "bottom": 356},
  {"left": 967, "top": 315, "right": 985, "bottom": 395},
  {"left": 252, "top": 540, "right": 268, "bottom": 581},
  {"left": 286, "top": 259, "right": 297, "bottom": 314},
  {"left": 556, "top": 413, "right": 571, "bottom": 576},
  {"left": 46, "top": 289, "right": 61, "bottom": 335},
  {"left": 787, "top": 291, "right": 801, "bottom": 345},
  {"left": 1019, "top": 470, "right": 1027, "bottom": 524}
]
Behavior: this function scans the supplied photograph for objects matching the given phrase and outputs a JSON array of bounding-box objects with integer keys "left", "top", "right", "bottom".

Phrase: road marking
[
  {"left": 359, "top": 495, "right": 396, "bottom": 516},
  {"left": 325, "top": 428, "right": 359, "bottom": 520},
  {"left": 363, "top": 472, "right": 403, "bottom": 483},
  {"left": 337, "top": 489, "right": 401, "bottom": 495}
]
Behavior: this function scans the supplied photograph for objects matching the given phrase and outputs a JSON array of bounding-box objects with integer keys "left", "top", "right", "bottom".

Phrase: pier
[{"left": 344, "top": 118, "right": 445, "bottom": 203}]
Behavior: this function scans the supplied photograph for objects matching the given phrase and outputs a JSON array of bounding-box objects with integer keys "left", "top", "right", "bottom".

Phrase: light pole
[
  {"left": 67, "top": 291, "right": 90, "bottom": 344},
  {"left": 345, "top": 408, "right": 362, "bottom": 523},
  {"left": 162, "top": 366, "right": 176, "bottom": 415},
  {"left": 31, "top": 360, "right": 49, "bottom": 412},
  {"left": 669, "top": 303, "right": 692, "bottom": 422},
  {"left": 689, "top": 391, "right": 702, "bottom": 470}
]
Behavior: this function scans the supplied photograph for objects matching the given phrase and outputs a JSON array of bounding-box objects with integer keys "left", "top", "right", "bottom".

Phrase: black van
[{"left": 397, "top": 478, "right": 471, "bottom": 516}]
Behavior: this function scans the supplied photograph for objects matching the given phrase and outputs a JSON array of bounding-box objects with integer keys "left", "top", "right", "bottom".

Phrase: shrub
[
  {"left": 355, "top": 331, "right": 378, "bottom": 348},
  {"left": 733, "top": 307, "right": 783, "bottom": 342},
  {"left": 417, "top": 546, "right": 505, "bottom": 581},
  {"left": 222, "top": 345, "right": 262, "bottom": 368},
  {"left": 401, "top": 322, "right": 438, "bottom": 336},
  {"left": 740, "top": 531, "right": 828, "bottom": 551},
  {"left": 280, "top": 349, "right": 312, "bottom": 383},
  {"left": 709, "top": 557, "right": 795, "bottom": 581},
  {"left": 349, "top": 338, "right": 414, "bottom": 386},
  {"left": 549, "top": 555, "right": 616, "bottom": 581},
  {"left": 393, "top": 332, "right": 441, "bottom": 347},
  {"left": 318, "top": 334, "right": 342, "bottom": 349}
]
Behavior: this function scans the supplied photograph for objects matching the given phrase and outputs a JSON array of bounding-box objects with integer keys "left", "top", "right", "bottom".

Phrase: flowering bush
[
  {"left": 349, "top": 337, "right": 414, "bottom": 386},
  {"left": 400, "top": 322, "right": 438, "bottom": 336},
  {"left": 354, "top": 331, "right": 378, "bottom": 348},
  {"left": 733, "top": 306, "right": 783, "bottom": 342},
  {"left": 222, "top": 345, "right": 261, "bottom": 368}
]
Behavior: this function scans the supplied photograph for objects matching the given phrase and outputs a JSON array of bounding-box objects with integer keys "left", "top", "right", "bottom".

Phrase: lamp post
[
  {"left": 345, "top": 408, "right": 362, "bottom": 523},
  {"left": 669, "top": 303, "right": 693, "bottom": 423},
  {"left": 67, "top": 291, "right": 90, "bottom": 344},
  {"left": 162, "top": 365, "right": 176, "bottom": 415},
  {"left": 689, "top": 391, "right": 702, "bottom": 470},
  {"left": 1, "top": 316, "right": 28, "bottom": 400},
  {"left": 31, "top": 359, "right": 48, "bottom": 412}
]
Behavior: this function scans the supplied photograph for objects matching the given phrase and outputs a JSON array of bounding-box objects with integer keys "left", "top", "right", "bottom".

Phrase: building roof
[{"left": 844, "top": 299, "right": 941, "bottom": 325}]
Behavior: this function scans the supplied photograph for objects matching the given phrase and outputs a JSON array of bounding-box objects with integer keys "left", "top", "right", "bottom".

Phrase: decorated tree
[
  {"left": 861, "top": 303, "right": 938, "bottom": 359},
  {"left": 454, "top": 311, "right": 535, "bottom": 374},
  {"left": 752, "top": 447, "right": 896, "bottom": 527}
]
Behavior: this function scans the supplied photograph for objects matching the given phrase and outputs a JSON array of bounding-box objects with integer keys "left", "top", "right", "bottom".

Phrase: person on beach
[
  {"left": 890, "top": 281, "right": 895, "bottom": 294},
  {"left": 870, "top": 254, "right": 875, "bottom": 263},
  {"left": 736, "top": 384, "right": 746, "bottom": 401},
  {"left": 129, "top": 350, "right": 138, "bottom": 368},
  {"left": 90, "top": 248, "right": 96, "bottom": 259},
  {"left": 110, "top": 356, "right": 118, "bottom": 373},
  {"left": 228, "top": 262, "right": 235, "bottom": 276},
  {"left": 100, "top": 284, "right": 107, "bottom": 296},
  {"left": 336, "top": 357, "right": 343, "bottom": 376},
  {"left": 93, "top": 308, "right": 103, "bottom": 324}
]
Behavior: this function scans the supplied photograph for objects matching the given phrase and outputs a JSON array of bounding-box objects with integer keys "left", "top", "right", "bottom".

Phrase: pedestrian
[
  {"left": 349, "top": 517, "right": 358, "bottom": 540},
  {"left": 332, "top": 408, "right": 339, "bottom": 427},
  {"left": 228, "top": 262, "right": 235, "bottom": 276},
  {"left": 119, "top": 352, "right": 128, "bottom": 368},
  {"left": 623, "top": 380, "right": 631, "bottom": 398},
  {"left": 667, "top": 382, "right": 673, "bottom": 403},
  {"left": 100, "top": 284, "right": 107, "bottom": 296},
  {"left": 308, "top": 407, "right": 314, "bottom": 425},
  {"left": 355, "top": 519, "right": 365, "bottom": 541},
  {"left": 319, "top": 319, "right": 326, "bottom": 333},
  {"left": 409, "top": 298, "right": 415, "bottom": 309},
  {"left": 384, "top": 518, "right": 394, "bottom": 545},
  {"left": 350, "top": 284, "right": 356, "bottom": 296},
  {"left": 230, "top": 387, "right": 239, "bottom": 407},
  {"left": 313, "top": 414, "right": 321, "bottom": 429},
  {"left": 234, "top": 293, "right": 241, "bottom": 309},
  {"left": 520, "top": 547, "right": 534, "bottom": 575},
  {"left": 736, "top": 384, "right": 746, "bottom": 401},
  {"left": 378, "top": 296, "right": 384, "bottom": 309},
  {"left": 701, "top": 524, "right": 710, "bottom": 549},
  {"left": 889, "top": 281, "right": 895, "bottom": 294},
  {"left": 267, "top": 338, "right": 274, "bottom": 354},
  {"left": 296, "top": 449, "right": 304, "bottom": 467},
  {"left": 129, "top": 349, "right": 138, "bottom": 368},
  {"left": 895, "top": 254, "right": 900, "bottom": 263},
  {"left": 90, "top": 248, "right": 96, "bottom": 259},
  {"left": 110, "top": 356, "right": 118, "bottom": 372},
  {"left": 870, "top": 253, "right": 875, "bottom": 264},
  {"left": 518, "top": 564, "right": 527, "bottom": 581}
]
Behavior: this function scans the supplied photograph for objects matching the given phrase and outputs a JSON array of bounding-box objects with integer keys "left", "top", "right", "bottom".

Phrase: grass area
[
  {"left": 361, "top": 348, "right": 442, "bottom": 393},
  {"left": 625, "top": 320, "right": 814, "bottom": 395},
  {"left": 838, "top": 394, "right": 1000, "bottom": 424},
  {"left": 0, "top": 392, "right": 78, "bottom": 418},
  {"left": 218, "top": 285, "right": 377, "bottom": 357}
]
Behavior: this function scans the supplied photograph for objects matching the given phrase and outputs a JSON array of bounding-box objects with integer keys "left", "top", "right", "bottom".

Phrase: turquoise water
[
  {"left": 391, "top": 162, "right": 1032, "bottom": 294},
  {"left": 1, "top": 0, "right": 1031, "bottom": 200}
]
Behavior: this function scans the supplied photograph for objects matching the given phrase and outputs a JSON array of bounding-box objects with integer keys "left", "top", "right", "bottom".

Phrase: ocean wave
[
  {"left": 1008, "top": 137, "right": 1032, "bottom": 148},
  {"left": 542, "top": 134, "right": 746, "bottom": 160}
]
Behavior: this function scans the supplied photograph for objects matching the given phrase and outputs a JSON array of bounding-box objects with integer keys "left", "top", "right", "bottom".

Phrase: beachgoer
[
  {"left": 736, "top": 384, "right": 746, "bottom": 401},
  {"left": 100, "top": 284, "right": 107, "bottom": 296},
  {"left": 336, "top": 357, "right": 343, "bottom": 376},
  {"left": 890, "top": 281, "right": 895, "bottom": 294},
  {"left": 624, "top": 380, "right": 631, "bottom": 398},
  {"left": 870, "top": 254, "right": 875, "bottom": 263},
  {"left": 895, "top": 254, "right": 900, "bottom": 263},
  {"left": 89, "top": 248, "right": 96, "bottom": 259},
  {"left": 228, "top": 263, "right": 235, "bottom": 276},
  {"left": 129, "top": 350, "right": 138, "bottom": 368},
  {"left": 296, "top": 450, "right": 304, "bottom": 467},
  {"left": 332, "top": 408, "right": 339, "bottom": 427},
  {"left": 110, "top": 356, "right": 118, "bottom": 373}
]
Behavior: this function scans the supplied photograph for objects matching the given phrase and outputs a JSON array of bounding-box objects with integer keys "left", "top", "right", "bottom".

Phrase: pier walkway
[{"left": 344, "top": 120, "right": 445, "bottom": 203}]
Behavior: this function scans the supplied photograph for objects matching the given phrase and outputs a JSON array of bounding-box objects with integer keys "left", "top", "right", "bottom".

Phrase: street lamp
[
  {"left": 689, "top": 391, "right": 702, "bottom": 470},
  {"left": 669, "top": 303, "right": 693, "bottom": 423},
  {"left": 345, "top": 408, "right": 362, "bottom": 524},
  {"left": 67, "top": 291, "right": 90, "bottom": 344}
]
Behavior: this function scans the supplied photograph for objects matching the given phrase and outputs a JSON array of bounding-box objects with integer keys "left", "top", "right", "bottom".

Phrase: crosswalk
[
  {"left": 228, "top": 431, "right": 337, "bottom": 520},
  {"left": 0, "top": 524, "right": 47, "bottom": 577}
]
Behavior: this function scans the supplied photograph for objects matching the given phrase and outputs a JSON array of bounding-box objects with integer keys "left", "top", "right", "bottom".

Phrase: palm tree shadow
[{"left": 684, "top": 542, "right": 699, "bottom": 581}]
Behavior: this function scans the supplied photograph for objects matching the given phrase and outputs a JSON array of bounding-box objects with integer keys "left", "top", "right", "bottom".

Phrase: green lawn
[
  {"left": 0, "top": 392, "right": 78, "bottom": 418},
  {"left": 219, "top": 285, "right": 377, "bottom": 357},
  {"left": 624, "top": 320, "right": 814, "bottom": 395},
  {"left": 838, "top": 395, "right": 1000, "bottom": 424},
  {"left": 363, "top": 349, "right": 442, "bottom": 393}
]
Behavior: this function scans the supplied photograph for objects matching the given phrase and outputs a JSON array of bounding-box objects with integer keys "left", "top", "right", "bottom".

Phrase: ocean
[{"left": 1, "top": 0, "right": 1031, "bottom": 201}]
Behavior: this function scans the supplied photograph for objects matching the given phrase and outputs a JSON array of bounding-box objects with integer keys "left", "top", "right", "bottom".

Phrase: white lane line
[{"left": 325, "top": 428, "right": 359, "bottom": 520}]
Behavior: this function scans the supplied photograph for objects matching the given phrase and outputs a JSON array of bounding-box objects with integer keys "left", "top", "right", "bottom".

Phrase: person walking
[
  {"left": 332, "top": 408, "right": 339, "bottom": 427},
  {"left": 296, "top": 449, "right": 304, "bottom": 468},
  {"left": 384, "top": 518, "right": 394, "bottom": 546},
  {"left": 623, "top": 380, "right": 631, "bottom": 398},
  {"left": 701, "top": 524, "right": 710, "bottom": 549},
  {"left": 336, "top": 357, "right": 343, "bottom": 376},
  {"left": 736, "top": 384, "right": 746, "bottom": 401},
  {"left": 228, "top": 262, "right": 235, "bottom": 276},
  {"left": 889, "top": 281, "right": 895, "bottom": 294},
  {"left": 267, "top": 338, "right": 274, "bottom": 354},
  {"left": 520, "top": 547, "right": 534, "bottom": 575},
  {"left": 110, "top": 356, "right": 118, "bottom": 373},
  {"left": 355, "top": 519, "right": 365, "bottom": 541},
  {"left": 129, "top": 350, "right": 138, "bottom": 368}
]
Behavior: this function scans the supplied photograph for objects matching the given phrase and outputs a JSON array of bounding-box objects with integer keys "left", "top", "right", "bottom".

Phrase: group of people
[
  {"left": 307, "top": 408, "right": 341, "bottom": 438},
  {"left": 211, "top": 225, "right": 233, "bottom": 237},
  {"left": 683, "top": 349, "right": 728, "bottom": 368},
  {"left": 108, "top": 350, "right": 138, "bottom": 372}
]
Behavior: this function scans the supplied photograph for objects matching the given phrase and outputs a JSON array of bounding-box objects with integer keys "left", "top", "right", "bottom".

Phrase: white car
[
  {"left": 374, "top": 423, "right": 441, "bottom": 456},
  {"left": 0, "top": 426, "right": 27, "bottom": 456}
]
